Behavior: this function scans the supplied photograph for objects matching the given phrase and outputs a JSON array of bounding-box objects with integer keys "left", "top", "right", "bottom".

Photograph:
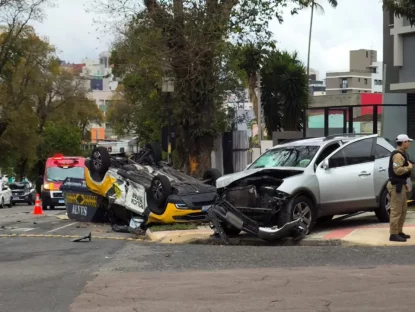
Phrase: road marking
[
  {"left": 10, "top": 228, "right": 36, "bottom": 232},
  {"left": 44, "top": 222, "right": 78, "bottom": 233}
]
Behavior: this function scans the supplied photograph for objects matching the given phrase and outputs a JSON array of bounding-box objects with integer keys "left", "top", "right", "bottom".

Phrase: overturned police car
[{"left": 83, "top": 142, "right": 222, "bottom": 229}]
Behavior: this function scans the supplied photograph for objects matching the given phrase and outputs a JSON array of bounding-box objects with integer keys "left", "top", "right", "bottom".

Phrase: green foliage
[
  {"left": 91, "top": 0, "right": 311, "bottom": 175},
  {"left": 39, "top": 122, "right": 82, "bottom": 158},
  {"left": 261, "top": 50, "right": 309, "bottom": 133},
  {"left": 383, "top": 0, "right": 415, "bottom": 25},
  {"left": 0, "top": 26, "right": 103, "bottom": 177}
]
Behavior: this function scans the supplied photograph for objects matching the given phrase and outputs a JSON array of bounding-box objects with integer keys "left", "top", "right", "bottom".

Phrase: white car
[
  {"left": 0, "top": 182, "right": 12, "bottom": 208},
  {"left": 212, "top": 134, "right": 400, "bottom": 238}
]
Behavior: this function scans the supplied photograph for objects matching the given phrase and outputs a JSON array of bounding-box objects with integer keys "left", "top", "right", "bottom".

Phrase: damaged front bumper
[{"left": 206, "top": 200, "right": 307, "bottom": 245}]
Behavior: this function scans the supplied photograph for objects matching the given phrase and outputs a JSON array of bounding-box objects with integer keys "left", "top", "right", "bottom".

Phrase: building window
[
  {"left": 364, "top": 79, "right": 368, "bottom": 84},
  {"left": 371, "top": 67, "right": 377, "bottom": 73},
  {"left": 341, "top": 78, "right": 348, "bottom": 89},
  {"left": 366, "top": 51, "right": 368, "bottom": 57},
  {"left": 358, "top": 78, "right": 361, "bottom": 82},
  {"left": 341, "top": 90, "right": 347, "bottom": 93}
]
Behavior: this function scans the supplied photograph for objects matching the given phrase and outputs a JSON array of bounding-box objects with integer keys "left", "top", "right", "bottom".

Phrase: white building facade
[{"left": 370, "top": 61, "right": 383, "bottom": 93}]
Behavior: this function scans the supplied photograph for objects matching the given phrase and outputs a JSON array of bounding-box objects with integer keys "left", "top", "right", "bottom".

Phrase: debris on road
[{"left": 71, "top": 232, "right": 92, "bottom": 242}]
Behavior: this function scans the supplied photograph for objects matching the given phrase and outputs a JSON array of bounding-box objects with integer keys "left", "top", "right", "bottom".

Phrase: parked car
[
  {"left": 10, "top": 181, "right": 36, "bottom": 205},
  {"left": 0, "top": 181, "right": 12, "bottom": 208},
  {"left": 210, "top": 134, "right": 397, "bottom": 240},
  {"left": 83, "top": 142, "right": 222, "bottom": 226}
]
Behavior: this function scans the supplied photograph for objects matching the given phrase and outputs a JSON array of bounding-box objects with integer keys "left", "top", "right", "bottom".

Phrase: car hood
[{"left": 216, "top": 167, "right": 305, "bottom": 189}]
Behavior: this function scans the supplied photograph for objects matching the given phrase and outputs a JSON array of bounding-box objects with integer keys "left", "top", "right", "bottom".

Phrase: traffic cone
[{"left": 33, "top": 194, "right": 43, "bottom": 215}]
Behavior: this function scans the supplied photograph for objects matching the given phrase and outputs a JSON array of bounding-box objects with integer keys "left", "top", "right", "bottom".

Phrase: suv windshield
[
  {"left": 9, "top": 183, "right": 27, "bottom": 190},
  {"left": 249, "top": 146, "right": 320, "bottom": 169},
  {"left": 46, "top": 167, "right": 85, "bottom": 182}
]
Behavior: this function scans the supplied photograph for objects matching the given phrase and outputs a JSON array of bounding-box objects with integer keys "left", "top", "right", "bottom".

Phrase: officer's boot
[{"left": 390, "top": 234, "right": 407, "bottom": 242}]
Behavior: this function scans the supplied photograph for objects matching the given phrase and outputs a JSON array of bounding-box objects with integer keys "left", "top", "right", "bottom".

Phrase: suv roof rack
[{"left": 323, "top": 133, "right": 375, "bottom": 141}]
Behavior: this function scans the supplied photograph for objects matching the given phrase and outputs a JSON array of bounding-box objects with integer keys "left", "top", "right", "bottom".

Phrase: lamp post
[{"left": 162, "top": 77, "right": 174, "bottom": 164}]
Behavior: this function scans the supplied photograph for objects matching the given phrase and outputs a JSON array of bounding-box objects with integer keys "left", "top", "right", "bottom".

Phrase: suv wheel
[
  {"left": 278, "top": 195, "right": 316, "bottom": 234},
  {"left": 375, "top": 188, "right": 390, "bottom": 222}
]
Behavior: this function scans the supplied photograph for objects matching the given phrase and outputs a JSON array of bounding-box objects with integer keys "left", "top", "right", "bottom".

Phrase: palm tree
[
  {"left": 305, "top": 0, "right": 338, "bottom": 80},
  {"left": 260, "top": 50, "right": 309, "bottom": 132},
  {"left": 236, "top": 43, "right": 267, "bottom": 122}
]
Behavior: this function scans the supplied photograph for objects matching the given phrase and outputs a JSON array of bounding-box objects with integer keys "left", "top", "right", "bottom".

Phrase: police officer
[{"left": 388, "top": 134, "right": 413, "bottom": 242}]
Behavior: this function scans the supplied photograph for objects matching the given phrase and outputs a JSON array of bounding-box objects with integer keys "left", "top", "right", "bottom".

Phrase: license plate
[
  {"left": 12, "top": 197, "right": 18, "bottom": 200},
  {"left": 202, "top": 205, "right": 212, "bottom": 212},
  {"left": 59, "top": 199, "right": 65, "bottom": 204}
]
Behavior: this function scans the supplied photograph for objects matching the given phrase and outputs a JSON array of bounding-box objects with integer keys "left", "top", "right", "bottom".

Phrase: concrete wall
[
  {"left": 272, "top": 131, "right": 303, "bottom": 145},
  {"left": 309, "top": 93, "right": 361, "bottom": 107},
  {"left": 308, "top": 94, "right": 362, "bottom": 118},
  {"left": 383, "top": 9, "right": 400, "bottom": 93},
  {"left": 381, "top": 93, "right": 407, "bottom": 143},
  {"left": 399, "top": 33, "right": 415, "bottom": 84}
]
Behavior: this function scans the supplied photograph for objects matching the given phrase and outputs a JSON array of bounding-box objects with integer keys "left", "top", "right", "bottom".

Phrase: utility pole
[
  {"left": 257, "top": 71, "right": 262, "bottom": 143},
  {"left": 162, "top": 77, "right": 174, "bottom": 164}
]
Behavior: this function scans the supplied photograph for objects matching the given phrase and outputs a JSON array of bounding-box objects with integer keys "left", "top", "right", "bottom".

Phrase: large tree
[
  {"left": 0, "top": 25, "right": 103, "bottom": 178},
  {"left": 92, "top": 0, "right": 306, "bottom": 176}
]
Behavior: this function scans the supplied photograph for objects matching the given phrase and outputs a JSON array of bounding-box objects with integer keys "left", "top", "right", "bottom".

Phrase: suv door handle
[
  {"left": 358, "top": 171, "right": 372, "bottom": 176},
  {"left": 378, "top": 167, "right": 386, "bottom": 172}
]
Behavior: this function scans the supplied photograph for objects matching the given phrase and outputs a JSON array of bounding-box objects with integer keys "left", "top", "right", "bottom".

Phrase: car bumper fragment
[{"left": 207, "top": 199, "right": 307, "bottom": 244}]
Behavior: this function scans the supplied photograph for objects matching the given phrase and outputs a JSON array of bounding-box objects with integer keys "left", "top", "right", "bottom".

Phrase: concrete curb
[
  {"left": 144, "top": 228, "right": 344, "bottom": 246},
  {"left": 189, "top": 236, "right": 343, "bottom": 247}
]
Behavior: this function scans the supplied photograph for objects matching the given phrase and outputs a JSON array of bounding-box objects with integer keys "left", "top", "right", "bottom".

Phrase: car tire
[
  {"left": 91, "top": 146, "right": 112, "bottom": 175},
  {"left": 278, "top": 195, "right": 316, "bottom": 234},
  {"left": 149, "top": 175, "right": 172, "bottom": 208},
  {"left": 42, "top": 205, "right": 48, "bottom": 210},
  {"left": 8, "top": 198, "right": 12, "bottom": 208},
  {"left": 202, "top": 169, "right": 222, "bottom": 186},
  {"left": 50, "top": 205, "right": 55, "bottom": 210},
  {"left": 0, "top": 197, "right": 3, "bottom": 208},
  {"left": 375, "top": 187, "right": 390, "bottom": 223},
  {"left": 146, "top": 142, "right": 162, "bottom": 164}
]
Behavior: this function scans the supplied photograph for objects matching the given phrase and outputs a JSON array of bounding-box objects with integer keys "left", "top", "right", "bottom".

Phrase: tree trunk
[
  {"left": 17, "top": 157, "right": 28, "bottom": 181},
  {"left": 188, "top": 135, "right": 213, "bottom": 177}
]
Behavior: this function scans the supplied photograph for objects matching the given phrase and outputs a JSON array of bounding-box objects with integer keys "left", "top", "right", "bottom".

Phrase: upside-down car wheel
[
  {"left": 150, "top": 175, "right": 172, "bottom": 208},
  {"left": 91, "top": 146, "right": 111, "bottom": 175},
  {"left": 146, "top": 142, "right": 163, "bottom": 163}
]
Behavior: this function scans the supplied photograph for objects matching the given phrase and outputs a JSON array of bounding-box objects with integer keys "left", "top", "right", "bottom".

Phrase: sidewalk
[{"left": 145, "top": 210, "right": 415, "bottom": 247}]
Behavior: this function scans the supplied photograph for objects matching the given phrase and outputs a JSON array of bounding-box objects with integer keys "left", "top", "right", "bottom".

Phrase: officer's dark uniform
[{"left": 388, "top": 149, "right": 411, "bottom": 241}]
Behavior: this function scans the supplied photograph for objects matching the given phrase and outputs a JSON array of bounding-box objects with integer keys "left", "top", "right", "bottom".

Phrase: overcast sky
[{"left": 31, "top": 0, "right": 383, "bottom": 79}]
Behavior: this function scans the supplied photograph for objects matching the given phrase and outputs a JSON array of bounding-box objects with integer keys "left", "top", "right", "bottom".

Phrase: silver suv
[{"left": 215, "top": 134, "right": 398, "bottom": 234}]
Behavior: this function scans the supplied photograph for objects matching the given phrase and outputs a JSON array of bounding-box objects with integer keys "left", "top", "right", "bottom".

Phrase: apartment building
[
  {"left": 382, "top": 9, "right": 415, "bottom": 153},
  {"left": 81, "top": 51, "right": 119, "bottom": 142},
  {"left": 370, "top": 61, "right": 383, "bottom": 93},
  {"left": 325, "top": 49, "right": 377, "bottom": 95}
]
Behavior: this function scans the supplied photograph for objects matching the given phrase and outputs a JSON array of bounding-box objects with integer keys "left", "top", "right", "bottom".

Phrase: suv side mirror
[{"left": 322, "top": 158, "right": 330, "bottom": 169}]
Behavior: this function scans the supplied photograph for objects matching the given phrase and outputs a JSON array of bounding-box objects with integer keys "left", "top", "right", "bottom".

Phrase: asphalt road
[{"left": 4, "top": 205, "right": 415, "bottom": 311}]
